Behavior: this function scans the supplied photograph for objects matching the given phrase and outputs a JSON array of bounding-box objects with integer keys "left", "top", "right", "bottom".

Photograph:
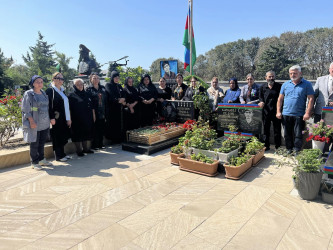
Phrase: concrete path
[{"left": 0, "top": 146, "right": 332, "bottom": 249}]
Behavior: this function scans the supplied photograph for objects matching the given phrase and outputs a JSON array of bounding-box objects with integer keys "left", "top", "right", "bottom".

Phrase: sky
[{"left": 0, "top": 0, "right": 332, "bottom": 71}]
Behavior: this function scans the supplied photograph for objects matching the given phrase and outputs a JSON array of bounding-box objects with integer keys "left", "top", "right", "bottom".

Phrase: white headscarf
[{"left": 51, "top": 83, "right": 71, "bottom": 121}]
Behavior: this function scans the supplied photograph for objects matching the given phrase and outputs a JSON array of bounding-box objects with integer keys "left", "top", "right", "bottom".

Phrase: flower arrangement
[
  {"left": 182, "top": 120, "right": 196, "bottom": 130},
  {"left": 305, "top": 120, "right": 333, "bottom": 143},
  {"left": 171, "top": 144, "right": 183, "bottom": 154}
]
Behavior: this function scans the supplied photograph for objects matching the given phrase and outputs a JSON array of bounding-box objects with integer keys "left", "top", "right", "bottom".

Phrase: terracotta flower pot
[
  {"left": 223, "top": 156, "right": 253, "bottom": 179},
  {"left": 170, "top": 152, "right": 184, "bottom": 165},
  {"left": 252, "top": 147, "right": 265, "bottom": 166},
  {"left": 178, "top": 156, "right": 219, "bottom": 177}
]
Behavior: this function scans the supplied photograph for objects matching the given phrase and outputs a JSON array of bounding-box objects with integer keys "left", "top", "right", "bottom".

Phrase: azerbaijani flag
[{"left": 183, "top": 7, "right": 196, "bottom": 72}]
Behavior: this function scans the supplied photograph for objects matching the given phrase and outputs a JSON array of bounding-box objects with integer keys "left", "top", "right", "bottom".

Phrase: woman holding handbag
[
  {"left": 21, "top": 75, "right": 53, "bottom": 170},
  {"left": 45, "top": 72, "right": 72, "bottom": 162}
]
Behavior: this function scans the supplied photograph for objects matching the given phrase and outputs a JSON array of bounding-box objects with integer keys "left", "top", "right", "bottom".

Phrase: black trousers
[
  {"left": 54, "top": 145, "right": 66, "bottom": 160},
  {"left": 92, "top": 118, "right": 105, "bottom": 148},
  {"left": 263, "top": 114, "right": 281, "bottom": 149},
  {"left": 74, "top": 141, "right": 89, "bottom": 153},
  {"left": 282, "top": 115, "right": 305, "bottom": 151},
  {"left": 30, "top": 129, "right": 49, "bottom": 164}
]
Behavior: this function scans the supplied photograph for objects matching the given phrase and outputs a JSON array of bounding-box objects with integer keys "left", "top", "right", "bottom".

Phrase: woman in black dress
[
  {"left": 68, "top": 78, "right": 94, "bottom": 156},
  {"left": 138, "top": 74, "right": 158, "bottom": 127},
  {"left": 86, "top": 72, "right": 107, "bottom": 149},
  {"left": 123, "top": 77, "right": 140, "bottom": 131},
  {"left": 105, "top": 71, "right": 126, "bottom": 143},
  {"left": 45, "top": 72, "right": 71, "bottom": 162},
  {"left": 183, "top": 76, "right": 205, "bottom": 101},
  {"left": 171, "top": 73, "right": 187, "bottom": 100},
  {"left": 156, "top": 77, "right": 172, "bottom": 118}
]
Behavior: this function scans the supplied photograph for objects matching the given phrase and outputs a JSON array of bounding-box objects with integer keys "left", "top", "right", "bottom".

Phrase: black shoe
[
  {"left": 83, "top": 150, "right": 94, "bottom": 154},
  {"left": 91, "top": 147, "right": 99, "bottom": 150},
  {"left": 77, "top": 152, "right": 84, "bottom": 157}
]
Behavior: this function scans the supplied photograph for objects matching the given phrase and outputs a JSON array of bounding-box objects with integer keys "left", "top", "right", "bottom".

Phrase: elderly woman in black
[
  {"left": 156, "top": 77, "right": 172, "bottom": 117},
  {"left": 138, "top": 74, "right": 158, "bottom": 127},
  {"left": 86, "top": 72, "right": 107, "bottom": 149},
  {"left": 123, "top": 77, "right": 140, "bottom": 131},
  {"left": 68, "top": 79, "right": 94, "bottom": 156},
  {"left": 46, "top": 72, "right": 71, "bottom": 162},
  {"left": 105, "top": 71, "right": 126, "bottom": 143}
]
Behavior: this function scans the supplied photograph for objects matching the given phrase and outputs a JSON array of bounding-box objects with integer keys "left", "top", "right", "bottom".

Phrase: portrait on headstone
[{"left": 160, "top": 60, "right": 177, "bottom": 83}]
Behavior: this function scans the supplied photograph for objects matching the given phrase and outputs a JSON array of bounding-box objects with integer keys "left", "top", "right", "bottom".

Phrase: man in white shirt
[{"left": 314, "top": 62, "right": 333, "bottom": 122}]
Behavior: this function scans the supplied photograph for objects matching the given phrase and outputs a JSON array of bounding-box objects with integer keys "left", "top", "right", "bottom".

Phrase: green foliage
[
  {"left": 0, "top": 89, "right": 22, "bottom": 147},
  {"left": 218, "top": 137, "right": 241, "bottom": 153},
  {"left": 256, "top": 43, "right": 298, "bottom": 79},
  {"left": 229, "top": 153, "right": 252, "bottom": 166},
  {"left": 295, "top": 149, "right": 323, "bottom": 174},
  {"left": 115, "top": 66, "right": 148, "bottom": 87},
  {"left": 171, "top": 144, "right": 183, "bottom": 154},
  {"left": 183, "top": 75, "right": 209, "bottom": 89},
  {"left": 22, "top": 32, "right": 56, "bottom": 81},
  {"left": 181, "top": 121, "right": 217, "bottom": 150},
  {"left": 190, "top": 152, "right": 214, "bottom": 164},
  {"left": 0, "top": 48, "right": 14, "bottom": 94},
  {"left": 5, "top": 64, "right": 30, "bottom": 88},
  {"left": 54, "top": 52, "right": 77, "bottom": 90},
  {"left": 244, "top": 137, "right": 265, "bottom": 155},
  {"left": 193, "top": 93, "right": 211, "bottom": 122}
]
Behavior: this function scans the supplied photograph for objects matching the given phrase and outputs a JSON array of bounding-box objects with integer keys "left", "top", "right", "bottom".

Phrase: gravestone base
[{"left": 122, "top": 137, "right": 180, "bottom": 155}]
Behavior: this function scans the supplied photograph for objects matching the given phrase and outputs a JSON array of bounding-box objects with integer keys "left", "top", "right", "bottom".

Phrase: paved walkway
[{"left": 0, "top": 146, "right": 332, "bottom": 249}]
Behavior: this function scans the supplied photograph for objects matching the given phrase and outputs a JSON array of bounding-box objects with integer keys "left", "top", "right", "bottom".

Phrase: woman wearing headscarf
[
  {"left": 156, "top": 77, "right": 172, "bottom": 117},
  {"left": 171, "top": 73, "right": 187, "bottom": 100},
  {"left": 138, "top": 73, "right": 158, "bottom": 126},
  {"left": 21, "top": 75, "right": 53, "bottom": 170},
  {"left": 86, "top": 72, "right": 107, "bottom": 149},
  {"left": 68, "top": 78, "right": 94, "bottom": 156},
  {"left": 45, "top": 72, "right": 71, "bottom": 162},
  {"left": 240, "top": 73, "right": 260, "bottom": 104},
  {"left": 182, "top": 76, "right": 205, "bottom": 101},
  {"left": 223, "top": 77, "right": 241, "bottom": 103},
  {"left": 123, "top": 77, "right": 140, "bottom": 131},
  {"left": 105, "top": 71, "right": 126, "bottom": 143}
]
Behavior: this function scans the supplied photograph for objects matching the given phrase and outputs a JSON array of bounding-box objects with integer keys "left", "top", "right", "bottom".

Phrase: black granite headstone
[
  {"left": 217, "top": 104, "right": 263, "bottom": 134},
  {"left": 165, "top": 100, "right": 194, "bottom": 123}
]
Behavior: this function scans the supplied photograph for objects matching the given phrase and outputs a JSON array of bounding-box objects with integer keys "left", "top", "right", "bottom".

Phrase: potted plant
[
  {"left": 294, "top": 149, "right": 324, "bottom": 200},
  {"left": 216, "top": 135, "right": 241, "bottom": 163},
  {"left": 321, "top": 181, "right": 333, "bottom": 204},
  {"left": 223, "top": 153, "right": 253, "bottom": 179},
  {"left": 170, "top": 144, "right": 184, "bottom": 165},
  {"left": 244, "top": 137, "right": 265, "bottom": 166},
  {"left": 178, "top": 152, "right": 219, "bottom": 176},
  {"left": 305, "top": 119, "right": 333, "bottom": 152}
]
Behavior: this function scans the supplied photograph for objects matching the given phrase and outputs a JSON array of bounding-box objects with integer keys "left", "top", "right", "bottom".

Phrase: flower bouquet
[{"left": 305, "top": 120, "right": 333, "bottom": 152}]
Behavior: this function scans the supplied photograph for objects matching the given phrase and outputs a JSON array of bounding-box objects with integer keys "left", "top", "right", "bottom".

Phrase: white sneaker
[
  {"left": 65, "top": 155, "right": 72, "bottom": 160},
  {"left": 39, "top": 159, "right": 53, "bottom": 166},
  {"left": 31, "top": 164, "right": 42, "bottom": 170},
  {"left": 57, "top": 157, "right": 68, "bottom": 162}
]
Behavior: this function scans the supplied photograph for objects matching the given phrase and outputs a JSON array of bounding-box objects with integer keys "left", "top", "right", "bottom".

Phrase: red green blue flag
[{"left": 183, "top": 7, "right": 196, "bottom": 72}]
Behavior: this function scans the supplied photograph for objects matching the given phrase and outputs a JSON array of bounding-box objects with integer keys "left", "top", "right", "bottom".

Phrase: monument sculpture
[{"left": 78, "top": 44, "right": 97, "bottom": 75}]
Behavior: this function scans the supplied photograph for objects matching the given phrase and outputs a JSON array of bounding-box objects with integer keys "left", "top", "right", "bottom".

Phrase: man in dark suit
[
  {"left": 314, "top": 62, "right": 333, "bottom": 123},
  {"left": 258, "top": 71, "right": 282, "bottom": 151}
]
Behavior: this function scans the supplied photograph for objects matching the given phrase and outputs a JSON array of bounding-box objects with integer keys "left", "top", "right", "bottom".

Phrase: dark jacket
[
  {"left": 171, "top": 83, "right": 188, "bottom": 100},
  {"left": 259, "top": 82, "right": 281, "bottom": 116},
  {"left": 68, "top": 86, "right": 94, "bottom": 142},
  {"left": 86, "top": 84, "right": 107, "bottom": 120},
  {"left": 182, "top": 86, "right": 205, "bottom": 101}
]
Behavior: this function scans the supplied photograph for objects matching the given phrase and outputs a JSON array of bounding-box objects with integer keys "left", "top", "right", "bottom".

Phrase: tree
[
  {"left": 149, "top": 57, "right": 184, "bottom": 81},
  {"left": 5, "top": 64, "right": 30, "bottom": 88},
  {"left": 256, "top": 43, "right": 298, "bottom": 79},
  {"left": 22, "top": 31, "right": 56, "bottom": 80},
  {"left": 55, "top": 52, "right": 77, "bottom": 89},
  {"left": 0, "top": 48, "right": 14, "bottom": 94}
]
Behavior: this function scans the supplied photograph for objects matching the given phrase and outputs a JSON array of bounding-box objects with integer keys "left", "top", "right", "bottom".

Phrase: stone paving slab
[{"left": 0, "top": 146, "right": 333, "bottom": 249}]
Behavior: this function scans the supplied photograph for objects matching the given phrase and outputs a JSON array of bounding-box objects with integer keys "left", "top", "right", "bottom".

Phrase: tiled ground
[{"left": 0, "top": 145, "right": 333, "bottom": 249}]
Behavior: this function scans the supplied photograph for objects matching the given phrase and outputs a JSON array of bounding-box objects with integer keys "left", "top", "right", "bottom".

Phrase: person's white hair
[
  {"left": 73, "top": 78, "right": 84, "bottom": 85},
  {"left": 329, "top": 62, "right": 333, "bottom": 68},
  {"left": 289, "top": 65, "right": 302, "bottom": 72}
]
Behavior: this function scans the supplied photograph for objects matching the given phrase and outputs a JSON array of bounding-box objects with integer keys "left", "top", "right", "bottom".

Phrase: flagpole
[{"left": 189, "top": 0, "right": 193, "bottom": 75}]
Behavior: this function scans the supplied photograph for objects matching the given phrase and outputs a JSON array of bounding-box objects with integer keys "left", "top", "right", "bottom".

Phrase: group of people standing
[{"left": 21, "top": 63, "right": 333, "bottom": 170}]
